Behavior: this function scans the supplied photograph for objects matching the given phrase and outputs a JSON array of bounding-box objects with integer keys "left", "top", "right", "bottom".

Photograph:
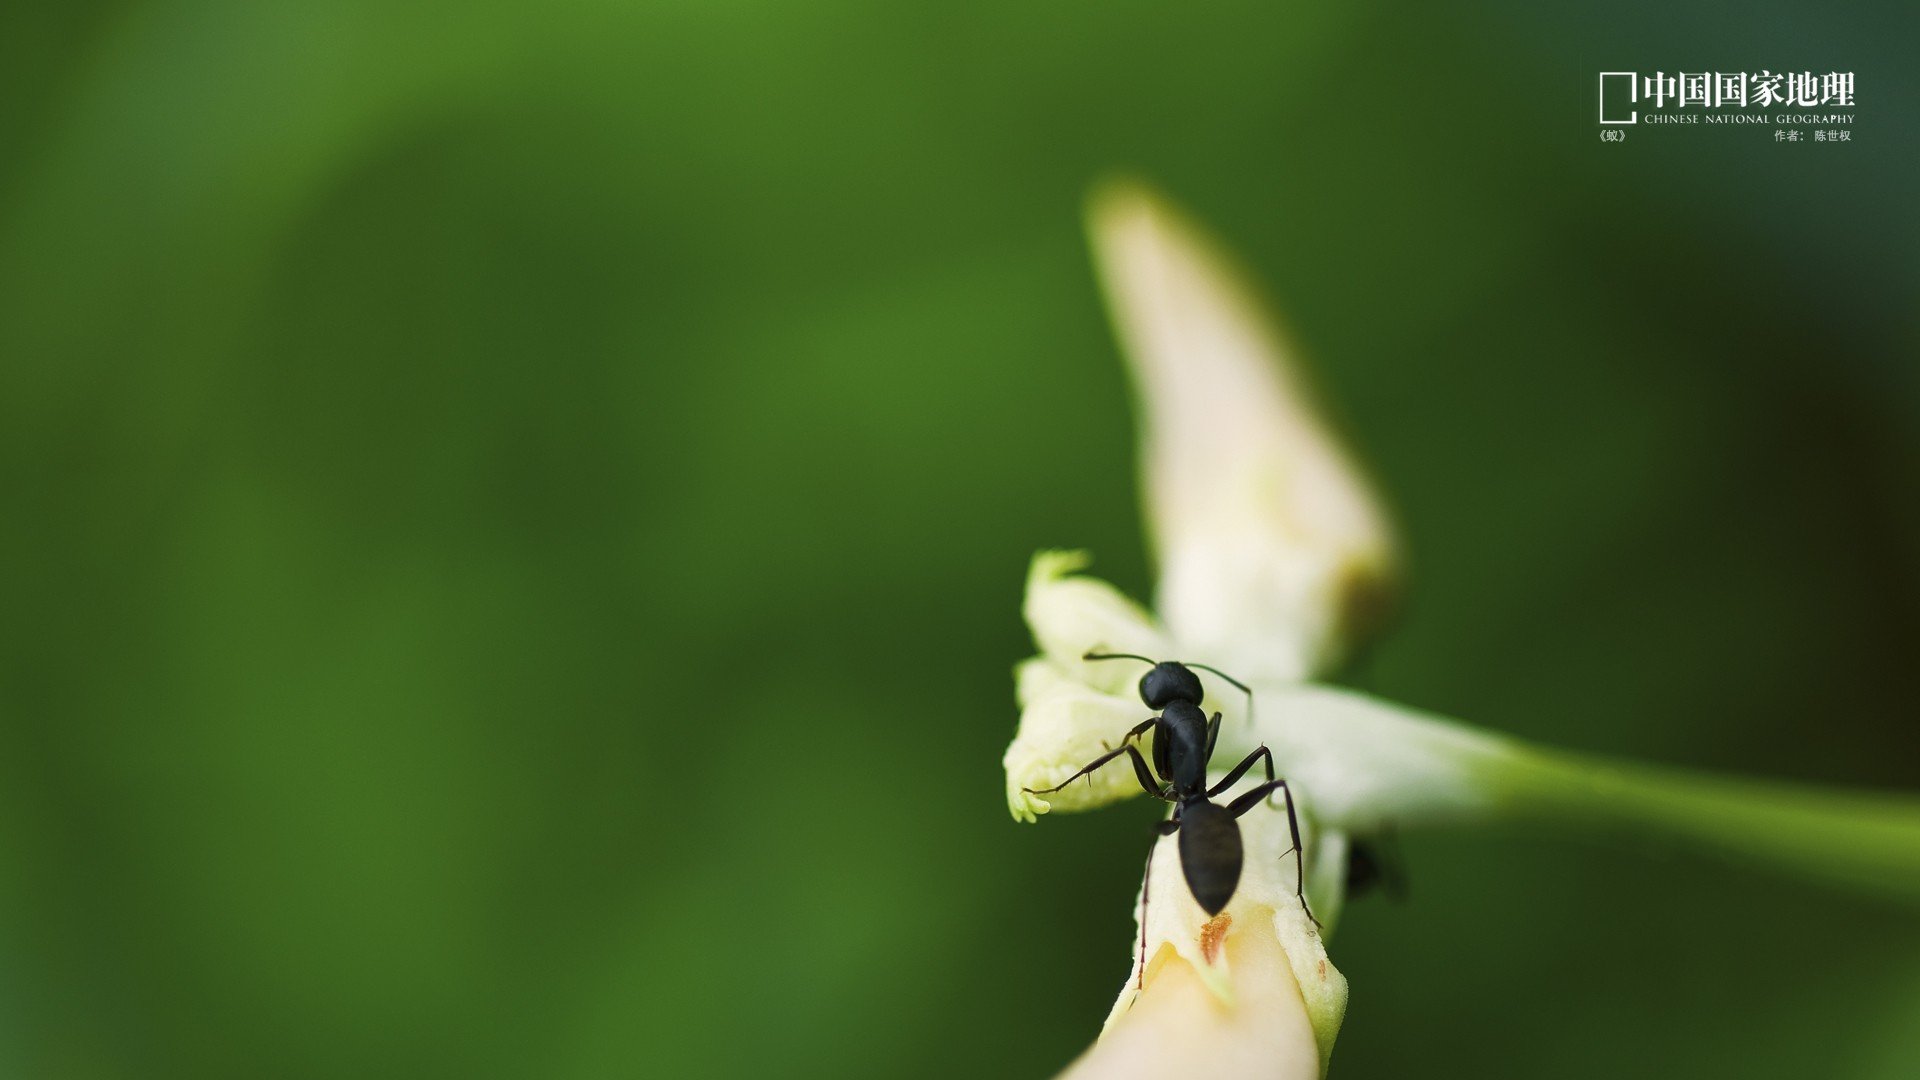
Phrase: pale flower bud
[{"left": 1087, "top": 181, "right": 1398, "bottom": 682}]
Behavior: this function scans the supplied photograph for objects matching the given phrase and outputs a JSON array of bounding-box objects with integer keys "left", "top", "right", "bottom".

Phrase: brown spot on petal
[{"left": 1199, "top": 912, "right": 1232, "bottom": 965}]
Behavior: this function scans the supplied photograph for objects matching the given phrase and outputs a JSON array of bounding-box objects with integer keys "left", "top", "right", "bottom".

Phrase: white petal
[
  {"left": 1022, "top": 549, "right": 1174, "bottom": 697},
  {"left": 1004, "top": 666, "right": 1152, "bottom": 822},
  {"left": 1086, "top": 181, "right": 1397, "bottom": 681},
  {"left": 1233, "top": 681, "right": 1510, "bottom": 834},
  {"left": 1058, "top": 920, "right": 1322, "bottom": 1080},
  {"left": 1242, "top": 682, "right": 1920, "bottom": 900},
  {"left": 1072, "top": 770, "right": 1347, "bottom": 1077}
]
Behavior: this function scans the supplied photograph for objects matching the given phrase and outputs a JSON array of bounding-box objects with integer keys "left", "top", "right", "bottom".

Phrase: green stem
[
  {"left": 1489, "top": 745, "right": 1920, "bottom": 903},
  {"left": 1265, "top": 685, "right": 1920, "bottom": 905}
]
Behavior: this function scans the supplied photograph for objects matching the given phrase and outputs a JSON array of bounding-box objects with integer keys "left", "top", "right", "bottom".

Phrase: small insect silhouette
[{"left": 1025, "top": 651, "right": 1317, "bottom": 985}]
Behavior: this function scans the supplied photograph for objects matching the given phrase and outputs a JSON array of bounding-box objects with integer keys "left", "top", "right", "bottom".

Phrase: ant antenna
[
  {"left": 1188, "top": 662, "right": 1255, "bottom": 728},
  {"left": 1183, "top": 663, "right": 1250, "bottom": 699},
  {"left": 1082, "top": 651, "right": 1158, "bottom": 666},
  {"left": 1082, "top": 651, "right": 1256, "bottom": 726}
]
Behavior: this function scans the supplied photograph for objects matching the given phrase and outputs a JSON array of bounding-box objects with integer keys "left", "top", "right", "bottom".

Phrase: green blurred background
[{"left": 3, "top": 0, "right": 1917, "bottom": 1076}]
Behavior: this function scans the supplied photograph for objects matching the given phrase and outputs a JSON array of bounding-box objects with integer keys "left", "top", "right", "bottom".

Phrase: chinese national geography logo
[{"left": 1596, "top": 71, "right": 1856, "bottom": 143}]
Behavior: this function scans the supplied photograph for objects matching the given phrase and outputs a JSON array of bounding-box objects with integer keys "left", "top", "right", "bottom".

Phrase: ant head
[{"left": 1139, "top": 661, "right": 1203, "bottom": 709}]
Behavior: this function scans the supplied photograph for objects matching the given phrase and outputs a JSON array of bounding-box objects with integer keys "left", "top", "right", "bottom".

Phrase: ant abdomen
[{"left": 1175, "top": 801, "right": 1243, "bottom": 916}]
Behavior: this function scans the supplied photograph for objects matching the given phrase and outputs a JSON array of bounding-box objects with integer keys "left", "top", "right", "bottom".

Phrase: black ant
[{"left": 1024, "top": 651, "right": 1318, "bottom": 983}]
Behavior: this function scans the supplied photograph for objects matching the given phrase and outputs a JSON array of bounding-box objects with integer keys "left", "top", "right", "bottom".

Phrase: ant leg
[
  {"left": 1025, "top": 718, "right": 1156, "bottom": 795},
  {"left": 1203, "top": 712, "right": 1221, "bottom": 762},
  {"left": 1137, "top": 817, "right": 1182, "bottom": 988},
  {"left": 1137, "top": 844, "right": 1151, "bottom": 989},
  {"left": 1205, "top": 744, "right": 1276, "bottom": 799},
  {"left": 1120, "top": 742, "right": 1170, "bottom": 800},
  {"left": 1024, "top": 742, "right": 1169, "bottom": 801},
  {"left": 1227, "top": 779, "right": 1320, "bottom": 930}
]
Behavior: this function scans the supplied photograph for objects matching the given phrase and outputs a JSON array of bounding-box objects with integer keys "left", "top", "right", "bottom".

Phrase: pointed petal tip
[{"left": 1080, "top": 177, "right": 1401, "bottom": 679}]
